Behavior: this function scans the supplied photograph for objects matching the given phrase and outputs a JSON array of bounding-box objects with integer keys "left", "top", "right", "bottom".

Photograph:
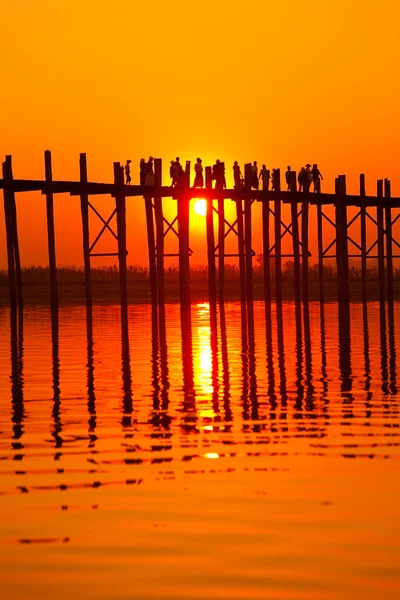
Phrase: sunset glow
[{"left": 193, "top": 199, "right": 207, "bottom": 217}]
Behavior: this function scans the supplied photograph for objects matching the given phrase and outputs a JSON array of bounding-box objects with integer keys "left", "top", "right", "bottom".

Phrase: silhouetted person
[
  {"left": 193, "top": 158, "right": 204, "bottom": 188},
  {"left": 174, "top": 157, "right": 184, "bottom": 185},
  {"left": 303, "top": 163, "right": 312, "bottom": 192},
  {"left": 145, "top": 156, "right": 154, "bottom": 186},
  {"left": 285, "top": 166, "right": 292, "bottom": 191},
  {"left": 170, "top": 160, "right": 176, "bottom": 187},
  {"left": 259, "top": 164, "right": 270, "bottom": 191},
  {"left": 298, "top": 167, "right": 305, "bottom": 192},
  {"left": 251, "top": 161, "right": 259, "bottom": 190},
  {"left": 124, "top": 160, "right": 132, "bottom": 185},
  {"left": 311, "top": 163, "right": 323, "bottom": 193},
  {"left": 233, "top": 161, "right": 242, "bottom": 190},
  {"left": 271, "top": 168, "right": 280, "bottom": 191},
  {"left": 140, "top": 158, "right": 146, "bottom": 186},
  {"left": 213, "top": 159, "right": 225, "bottom": 190}
]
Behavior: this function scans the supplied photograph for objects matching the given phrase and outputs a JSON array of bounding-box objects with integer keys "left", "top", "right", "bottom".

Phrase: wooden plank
[
  {"left": 79, "top": 153, "right": 92, "bottom": 308},
  {"left": 44, "top": 151, "right": 58, "bottom": 309}
]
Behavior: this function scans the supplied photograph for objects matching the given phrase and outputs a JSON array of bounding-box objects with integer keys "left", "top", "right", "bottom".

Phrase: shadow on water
[
  {"left": 180, "top": 302, "right": 196, "bottom": 434},
  {"left": 50, "top": 302, "right": 62, "bottom": 449},
  {"left": 241, "top": 299, "right": 258, "bottom": 428},
  {"left": 387, "top": 299, "right": 397, "bottom": 395},
  {"left": 151, "top": 302, "right": 171, "bottom": 430},
  {"left": 219, "top": 303, "right": 232, "bottom": 427},
  {"left": 10, "top": 306, "right": 24, "bottom": 451},
  {"left": 276, "top": 299, "right": 287, "bottom": 406},
  {"left": 86, "top": 304, "right": 97, "bottom": 446}
]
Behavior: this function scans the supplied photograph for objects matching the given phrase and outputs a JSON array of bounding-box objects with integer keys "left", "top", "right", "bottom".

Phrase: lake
[{"left": 0, "top": 300, "right": 399, "bottom": 599}]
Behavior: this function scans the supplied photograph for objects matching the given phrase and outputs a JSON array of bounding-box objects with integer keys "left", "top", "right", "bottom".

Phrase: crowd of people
[{"left": 123, "top": 157, "right": 323, "bottom": 193}]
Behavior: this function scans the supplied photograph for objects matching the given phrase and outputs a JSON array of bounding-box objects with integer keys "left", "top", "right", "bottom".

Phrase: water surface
[{"left": 0, "top": 301, "right": 399, "bottom": 599}]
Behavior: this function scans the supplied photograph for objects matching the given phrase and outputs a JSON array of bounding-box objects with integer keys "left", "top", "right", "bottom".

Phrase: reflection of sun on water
[
  {"left": 193, "top": 199, "right": 207, "bottom": 217},
  {"left": 194, "top": 303, "right": 215, "bottom": 420}
]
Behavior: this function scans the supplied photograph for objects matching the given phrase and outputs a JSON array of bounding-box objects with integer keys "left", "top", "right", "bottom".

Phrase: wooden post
[
  {"left": 79, "top": 153, "right": 92, "bottom": 308},
  {"left": 218, "top": 163, "right": 225, "bottom": 304},
  {"left": 144, "top": 194, "right": 157, "bottom": 307},
  {"left": 5, "top": 157, "right": 23, "bottom": 311},
  {"left": 244, "top": 164, "right": 253, "bottom": 306},
  {"left": 178, "top": 163, "right": 191, "bottom": 313},
  {"left": 44, "top": 151, "right": 58, "bottom": 309},
  {"left": 290, "top": 172, "right": 301, "bottom": 304},
  {"left": 236, "top": 195, "right": 246, "bottom": 308},
  {"left": 385, "top": 179, "right": 393, "bottom": 305},
  {"left": 377, "top": 180, "right": 385, "bottom": 304},
  {"left": 301, "top": 192, "right": 309, "bottom": 302},
  {"left": 154, "top": 159, "right": 165, "bottom": 309},
  {"left": 335, "top": 175, "right": 349, "bottom": 303},
  {"left": 2, "top": 158, "right": 17, "bottom": 311},
  {"left": 262, "top": 172, "right": 271, "bottom": 306},
  {"left": 274, "top": 169, "right": 282, "bottom": 303},
  {"left": 317, "top": 201, "right": 324, "bottom": 303},
  {"left": 114, "top": 162, "right": 128, "bottom": 309},
  {"left": 205, "top": 166, "right": 217, "bottom": 308},
  {"left": 360, "top": 174, "right": 367, "bottom": 303}
]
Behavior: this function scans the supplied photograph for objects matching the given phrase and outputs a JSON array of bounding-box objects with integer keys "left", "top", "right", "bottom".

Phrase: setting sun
[{"left": 194, "top": 199, "right": 207, "bottom": 217}]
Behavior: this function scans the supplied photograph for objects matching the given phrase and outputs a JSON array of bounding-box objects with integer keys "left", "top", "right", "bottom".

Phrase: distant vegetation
[{"left": 0, "top": 261, "right": 399, "bottom": 305}]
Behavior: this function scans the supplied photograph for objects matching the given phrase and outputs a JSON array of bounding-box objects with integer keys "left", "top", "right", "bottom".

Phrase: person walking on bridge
[
  {"left": 251, "top": 161, "right": 259, "bottom": 190},
  {"left": 193, "top": 158, "right": 204, "bottom": 188},
  {"left": 233, "top": 161, "right": 242, "bottom": 190},
  {"left": 259, "top": 164, "right": 270, "bottom": 191},
  {"left": 285, "top": 166, "right": 294, "bottom": 191},
  {"left": 140, "top": 158, "right": 146, "bottom": 186},
  {"left": 311, "top": 164, "right": 323, "bottom": 193},
  {"left": 124, "top": 160, "right": 132, "bottom": 185}
]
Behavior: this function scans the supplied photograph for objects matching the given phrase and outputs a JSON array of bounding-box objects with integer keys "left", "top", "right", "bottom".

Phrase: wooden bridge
[{"left": 2, "top": 152, "right": 399, "bottom": 335}]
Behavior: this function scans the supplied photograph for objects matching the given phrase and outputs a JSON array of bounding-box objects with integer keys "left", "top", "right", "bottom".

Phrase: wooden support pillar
[
  {"left": 205, "top": 166, "right": 217, "bottom": 308},
  {"left": 385, "top": 179, "right": 393, "bottom": 305},
  {"left": 144, "top": 194, "right": 157, "bottom": 307},
  {"left": 3, "top": 156, "right": 23, "bottom": 311},
  {"left": 335, "top": 175, "right": 349, "bottom": 303},
  {"left": 274, "top": 169, "right": 282, "bottom": 303},
  {"left": 301, "top": 192, "right": 309, "bottom": 302},
  {"left": 218, "top": 166, "right": 225, "bottom": 304},
  {"left": 360, "top": 174, "right": 367, "bottom": 303},
  {"left": 376, "top": 180, "right": 385, "bottom": 304},
  {"left": 2, "top": 158, "right": 17, "bottom": 311},
  {"left": 262, "top": 172, "right": 271, "bottom": 306},
  {"left": 290, "top": 173, "right": 301, "bottom": 305},
  {"left": 317, "top": 201, "right": 324, "bottom": 302},
  {"left": 178, "top": 163, "right": 191, "bottom": 313},
  {"left": 114, "top": 162, "right": 128, "bottom": 309},
  {"left": 44, "top": 151, "right": 58, "bottom": 309},
  {"left": 154, "top": 159, "right": 165, "bottom": 309},
  {"left": 79, "top": 153, "right": 92, "bottom": 308},
  {"left": 236, "top": 195, "right": 246, "bottom": 308},
  {"left": 244, "top": 163, "right": 253, "bottom": 307}
]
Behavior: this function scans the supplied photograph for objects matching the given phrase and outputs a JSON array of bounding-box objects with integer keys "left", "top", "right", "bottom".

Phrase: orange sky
[{"left": 0, "top": 0, "right": 399, "bottom": 269}]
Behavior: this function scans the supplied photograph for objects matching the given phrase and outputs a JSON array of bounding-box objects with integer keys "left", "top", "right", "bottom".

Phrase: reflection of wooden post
[
  {"left": 290, "top": 173, "right": 301, "bottom": 304},
  {"left": 205, "top": 166, "right": 217, "bottom": 307},
  {"left": 236, "top": 195, "right": 246, "bottom": 307},
  {"left": 44, "top": 151, "right": 58, "bottom": 309},
  {"left": 274, "top": 169, "right": 282, "bottom": 303},
  {"left": 218, "top": 163, "right": 225, "bottom": 304},
  {"left": 114, "top": 162, "right": 128, "bottom": 309},
  {"left": 335, "top": 175, "right": 349, "bottom": 303},
  {"left": 377, "top": 180, "right": 385, "bottom": 304},
  {"left": 360, "top": 174, "right": 367, "bottom": 303},
  {"left": 3, "top": 156, "right": 23, "bottom": 310},
  {"left": 154, "top": 159, "right": 165, "bottom": 309},
  {"left": 385, "top": 179, "right": 393, "bottom": 305},
  {"left": 79, "top": 153, "right": 92, "bottom": 308},
  {"left": 262, "top": 174, "right": 271, "bottom": 306}
]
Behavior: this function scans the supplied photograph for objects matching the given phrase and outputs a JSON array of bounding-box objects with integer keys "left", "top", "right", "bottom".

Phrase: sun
[{"left": 193, "top": 199, "right": 207, "bottom": 217}]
